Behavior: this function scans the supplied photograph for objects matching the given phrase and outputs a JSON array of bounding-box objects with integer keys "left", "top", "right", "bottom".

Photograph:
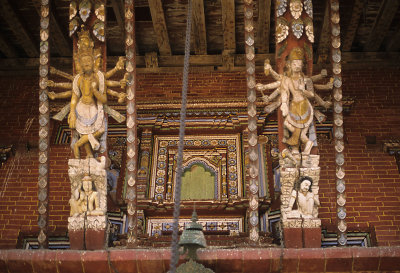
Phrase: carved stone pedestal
[
  {"left": 67, "top": 157, "right": 108, "bottom": 250},
  {"left": 283, "top": 218, "right": 321, "bottom": 248}
]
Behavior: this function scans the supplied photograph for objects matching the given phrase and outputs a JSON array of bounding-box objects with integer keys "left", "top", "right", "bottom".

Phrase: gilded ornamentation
[
  {"left": 305, "top": 18, "right": 314, "bottom": 43},
  {"left": 291, "top": 19, "right": 304, "bottom": 39},
  {"left": 79, "top": 0, "right": 91, "bottom": 22},
  {"left": 47, "top": 29, "right": 127, "bottom": 159},
  {"left": 276, "top": 0, "right": 287, "bottom": 17},
  {"left": 304, "top": 0, "right": 313, "bottom": 18},
  {"left": 276, "top": 17, "right": 289, "bottom": 44},
  {"left": 290, "top": 0, "right": 303, "bottom": 19}
]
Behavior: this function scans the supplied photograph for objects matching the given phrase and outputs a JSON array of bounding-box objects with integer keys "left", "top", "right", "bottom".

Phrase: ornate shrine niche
[{"left": 150, "top": 135, "right": 242, "bottom": 202}]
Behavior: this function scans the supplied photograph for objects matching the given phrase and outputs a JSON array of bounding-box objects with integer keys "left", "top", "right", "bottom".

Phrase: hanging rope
[{"left": 169, "top": 0, "right": 193, "bottom": 272}]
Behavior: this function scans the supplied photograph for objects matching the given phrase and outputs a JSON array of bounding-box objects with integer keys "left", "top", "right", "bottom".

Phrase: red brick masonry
[{"left": 0, "top": 247, "right": 399, "bottom": 273}]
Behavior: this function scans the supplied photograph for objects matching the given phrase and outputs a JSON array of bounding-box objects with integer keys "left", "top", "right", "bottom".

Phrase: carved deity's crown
[
  {"left": 77, "top": 27, "right": 94, "bottom": 58},
  {"left": 288, "top": 47, "right": 304, "bottom": 61}
]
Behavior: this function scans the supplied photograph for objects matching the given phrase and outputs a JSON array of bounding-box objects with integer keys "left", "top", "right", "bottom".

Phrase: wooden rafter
[
  {"left": 386, "top": 26, "right": 400, "bottom": 52},
  {"left": 221, "top": 0, "right": 236, "bottom": 53},
  {"left": 0, "top": 0, "right": 38, "bottom": 57},
  {"left": 342, "top": 0, "right": 364, "bottom": 52},
  {"left": 364, "top": 0, "right": 400, "bottom": 52},
  {"left": 32, "top": 1, "right": 71, "bottom": 56},
  {"left": 0, "top": 33, "right": 17, "bottom": 58},
  {"left": 110, "top": 0, "right": 124, "bottom": 34},
  {"left": 316, "top": 0, "right": 330, "bottom": 64},
  {"left": 256, "top": 0, "right": 271, "bottom": 53},
  {"left": 191, "top": 0, "right": 207, "bottom": 55},
  {"left": 148, "top": 0, "right": 172, "bottom": 56}
]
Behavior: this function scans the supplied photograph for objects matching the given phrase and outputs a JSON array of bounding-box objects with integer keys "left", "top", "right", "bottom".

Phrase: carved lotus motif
[
  {"left": 69, "top": 1, "right": 77, "bottom": 20},
  {"left": 95, "top": 3, "right": 105, "bottom": 22},
  {"left": 276, "top": 18, "right": 289, "bottom": 43},
  {"left": 291, "top": 19, "right": 304, "bottom": 39},
  {"left": 93, "top": 20, "right": 105, "bottom": 42},
  {"left": 304, "top": 0, "right": 313, "bottom": 18},
  {"left": 79, "top": 0, "right": 91, "bottom": 22},
  {"left": 276, "top": 0, "right": 287, "bottom": 17},
  {"left": 305, "top": 18, "right": 314, "bottom": 43},
  {"left": 290, "top": 0, "right": 303, "bottom": 19}
]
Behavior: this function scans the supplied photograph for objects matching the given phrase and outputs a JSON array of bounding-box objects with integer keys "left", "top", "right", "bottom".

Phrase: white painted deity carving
[
  {"left": 256, "top": 47, "right": 333, "bottom": 156},
  {"left": 69, "top": 175, "right": 104, "bottom": 217},
  {"left": 283, "top": 177, "right": 320, "bottom": 219}
]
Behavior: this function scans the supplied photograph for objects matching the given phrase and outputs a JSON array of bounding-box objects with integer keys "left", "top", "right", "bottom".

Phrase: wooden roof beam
[
  {"left": 148, "top": 0, "right": 172, "bottom": 56},
  {"left": 0, "top": 33, "right": 18, "bottom": 58},
  {"left": 364, "top": 0, "right": 399, "bottom": 52},
  {"left": 191, "top": 0, "right": 207, "bottom": 55},
  {"left": 0, "top": 0, "right": 38, "bottom": 57},
  {"left": 256, "top": 0, "right": 271, "bottom": 53},
  {"left": 386, "top": 26, "right": 400, "bottom": 52},
  {"left": 110, "top": 0, "right": 124, "bottom": 34},
  {"left": 316, "top": 0, "right": 330, "bottom": 64},
  {"left": 33, "top": 1, "right": 71, "bottom": 56},
  {"left": 221, "top": 0, "right": 236, "bottom": 53},
  {"left": 342, "top": 0, "right": 364, "bottom": 52}
]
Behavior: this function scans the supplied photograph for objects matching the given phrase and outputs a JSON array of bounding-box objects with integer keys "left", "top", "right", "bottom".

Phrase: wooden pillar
[
  {"left": 125, "top": 0, "right": 138, "bottom": 247},
  {"left": 37, "top": 0, "right": 51, "bottom": 249},
  {"left": 244, "top": 0, "right": 260, "bottom": 243},
  {"left": 330, "top": 0, "right": 347, "bottom": 246}
]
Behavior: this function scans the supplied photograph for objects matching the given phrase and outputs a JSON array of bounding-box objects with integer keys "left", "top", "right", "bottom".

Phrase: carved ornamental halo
[{"left": 290, "top": 0, "right": 303, "bottom": 20}]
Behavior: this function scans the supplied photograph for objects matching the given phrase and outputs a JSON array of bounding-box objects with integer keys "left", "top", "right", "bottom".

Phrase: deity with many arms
[
  {"left": 256, "top": 47, "right": 333, "bottom": 155},
  {"left": 47, "top": 28, "right": 127, "bottom": 159}
]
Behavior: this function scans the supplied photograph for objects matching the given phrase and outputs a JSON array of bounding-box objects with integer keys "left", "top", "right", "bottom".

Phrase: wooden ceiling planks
[
  {"left": 0, "top": 0, "right": 38, "bottom": 57},
  {"left": 256, "top": 0, "right": 271, "bottom": 54},
  {"left": 191, "top": 0, "right": 207, "bottom": 55},
  {"left": 364, "top": 0, "right": 400, "bottom": 52}
]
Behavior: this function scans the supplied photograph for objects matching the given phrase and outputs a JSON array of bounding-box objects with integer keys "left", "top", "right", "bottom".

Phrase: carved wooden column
[
  {"left": 137, "top": 129, "right": 153, "bottom": 200},
  {"left": 274, "top": 0, "right": 322, "bottom": 248},
  {"left": 330, "top": 0, "right": 347, "bottom": 246},
  {"left": 37, "top": 0, "right": 51, "bottom": 249},
  {"left": 125, "top": 0, "right": 138, "bottom": 247},
  {"left": 244, "top": 0, "right": 260, "bottom": 243}
]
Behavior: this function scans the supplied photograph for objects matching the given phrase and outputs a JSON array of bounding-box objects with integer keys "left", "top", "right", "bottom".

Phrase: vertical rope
[
  {"left": 169, "top": 0, "right": 192, "bottom": 271},
  {"left": 38, "top": 0, "right": 50, "bottom": 249}
]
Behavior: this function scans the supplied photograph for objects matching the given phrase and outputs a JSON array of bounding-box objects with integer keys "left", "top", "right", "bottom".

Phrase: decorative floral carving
[
  {"left": 276, "top": 0, "right": 287, "bottom": 17},
  {"left": 291, "top": 19, "right": 304, "bottom": 39},
  {"left": 304, "top": 0, "right": 313, "bottom": 18},
  {"left": 276, "top": 17, "right": 289, "bottom": 43},
  {"left": 304, "top": 18, "right": 314, "bottom": 43},
  {"left": 290, "top": 0, "right": 303, "bottom": 19}
]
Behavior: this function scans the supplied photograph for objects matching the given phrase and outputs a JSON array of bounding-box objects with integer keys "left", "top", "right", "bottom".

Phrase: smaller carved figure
[
  {"left": 284, "top": 176, "right": 320, "bottom": 219},
  {"left": 69, "top": 175, "right": 104, "bottom": 217}
]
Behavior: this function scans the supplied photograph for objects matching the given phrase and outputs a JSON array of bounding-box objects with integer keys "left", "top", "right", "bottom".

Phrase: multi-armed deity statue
[
  {"left": 47, "top": 28, "right": 127, "bottom": 249},
  {"left": 256, "top": 47, "right": 332, "bottom": 229}
]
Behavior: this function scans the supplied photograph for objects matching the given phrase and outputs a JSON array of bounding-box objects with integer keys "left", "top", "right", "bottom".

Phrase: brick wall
[{"left": 0, "top": 65, "right": 399, "bottom": 248}]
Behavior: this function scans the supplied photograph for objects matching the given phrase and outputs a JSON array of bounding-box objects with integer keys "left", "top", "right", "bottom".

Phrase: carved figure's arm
[
  {"left": 92, "top": 82, "right": 107, "bottom": 104},
  {"left": 69, "top": 92, "right": 78, "bottom": 129},
  {"left": 106, "top": 80, "right": 121, "bottom": 88},
  {"left": 47, "top": 80, "right": 72, "bottom": 89},
  {"left": 263, "top": 59, "right": 281, "bottom": 81},
  {"left": 287, "top": 190, "right": 297, "bottom": 210},
  {"left": 314, "top": 92, "right": 332, "bottom": 109},
  {"left": 280, "top": 79, "right": 289, "bottom": 117},
  {"left": 255, "top": 80, "right": 281, "bottom": 92},
  {"left": 314, "top": 81, "right": 333, "bottom": 90},
  {"left": 50, "top": 66, "right": 73, "bottom": 81},
  {"left": 107, "top": 88, "right": 126, "bottom": 104},
  {"left": 313, "top": 194, "right": 320, "bottom": 206},
  {"left": 105, "top": 57, "right": 125, "bottom": 79},
  {"left": 310, "top": 69, "right": 327, "bottom": 82},
  {"left": 47, "top": 90, "right": 72, "bottom": 100}
]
